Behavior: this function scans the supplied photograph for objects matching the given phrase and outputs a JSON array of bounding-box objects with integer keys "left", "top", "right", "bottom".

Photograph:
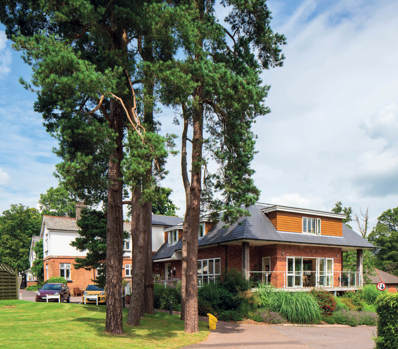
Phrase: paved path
[
  {"left": 20, "top": 289, "right": 81, "bottom": 303},
  {"left": 185, "top": 322, "right": 376, "bottom": 349}
]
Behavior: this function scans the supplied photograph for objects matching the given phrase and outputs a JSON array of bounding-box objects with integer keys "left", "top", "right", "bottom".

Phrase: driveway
[
  {"left": 19, "top": 289, "right": 82, "bottom": 303},
  {"left": 185, "top": 322, "right": 376, "bottom": 349}
]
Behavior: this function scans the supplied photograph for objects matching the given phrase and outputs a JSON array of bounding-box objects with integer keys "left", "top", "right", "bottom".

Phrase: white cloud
[
  {"left": 0, "top": 31, "right": 11, "bottom": 77},
  {"left": 249, "top": 0, "right": 398, "bottom": 228},
  {"left": 0, "top": 168, "right": 9, "bottom": 185}
]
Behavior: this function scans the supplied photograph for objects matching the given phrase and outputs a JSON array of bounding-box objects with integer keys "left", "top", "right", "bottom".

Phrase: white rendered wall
[
  {"left": 47, "top": 230, "right": 87, "bottom": 257},
  {"left": 152, "top": 225, "right": 165, "bottom": 251}
]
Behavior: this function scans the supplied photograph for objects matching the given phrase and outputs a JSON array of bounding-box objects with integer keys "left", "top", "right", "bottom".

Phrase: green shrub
[
  {"left": 256, "top": 284, "right": 278, "bottom": 309},
  {"left": 335, "top": 296, "right": 349, "bottom": 311},
  {"left": 362, "top": 285, "right": 380, "bottom": 304},
  {"left": 339, "top": 297, "right": 363, "bottom": 311},
  {"left": 311, "top": 290, "right": 336, "bottom": 315},
  {"left": 26, "top": 285, "right": 39, "bottom": 291},
  {"left": 376, "top": 293, "right": 398, "bottom": 349},
  {"left": 344, "top": 291, "right": 364, "bottom": 310},
  {"left": 221, "top": 269, "right": 250, "bottom": 293},
  {"left": 323, "top": 310, "right": 377, "bottom": 327},
  {"left": 153, "top": 284, "right": 181, "bottom": 312},
  {"left": 278, "top": 292, "right": 321, "bottom": 324},
  {"left": 46, "top": 277, "right": 67, "bottom": 284},
  {"left": 258, "top": 309, "right": 286, "bottom": 324},
  {"left": 198, "top": 270, "right": 252, "bottom": 321},
  {"left": 257, "top": 287, "right": 321, "bottom": 323}
]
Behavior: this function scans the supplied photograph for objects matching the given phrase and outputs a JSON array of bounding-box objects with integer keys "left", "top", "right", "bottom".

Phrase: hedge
[{"left": 375, "top": 293, "right": 398, "bottom": 349}]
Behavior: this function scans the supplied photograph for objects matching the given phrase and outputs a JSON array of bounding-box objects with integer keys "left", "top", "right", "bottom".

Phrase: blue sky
[{"left": 1, "top": 0, "right": 398, "bottom": 230}]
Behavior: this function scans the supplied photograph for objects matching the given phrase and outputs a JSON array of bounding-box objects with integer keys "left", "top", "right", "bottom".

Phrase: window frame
[
  {"left": 302, "top": 217, "right": 321, "bottom": 235},
  {"left": 123, "top": 237, "right": 130, "bottom": 251},
  {"left": 168, "top": 229, "right": 179, "bottom": 245},
  {"left": 198, "top": 223, "right": 205, "bottom": 239},
  {"left": 125, "top": 264, "right": 131, "bottom": 277},
  {"left": 197, "top": 257, "right": 221, "bottom": 286},
  {"left": 59, "top": 263, "right": 71, "bottom": 281}
]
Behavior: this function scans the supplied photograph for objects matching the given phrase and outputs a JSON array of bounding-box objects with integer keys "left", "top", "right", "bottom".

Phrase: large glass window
[
  {"left": 317, "top": 258, "right": 333, "bottom": 287},
  {"left": 302, "top": 217, "right": 321, "bottom": 234},
  {"left": 60, "top": 263, "right": 71, "bottom": 280},
  {"left": 287, "top": 257, "right": 303, "bottom": 287},
  {"left": 197, "top": 258, "right": 221, "bottom": 286}
]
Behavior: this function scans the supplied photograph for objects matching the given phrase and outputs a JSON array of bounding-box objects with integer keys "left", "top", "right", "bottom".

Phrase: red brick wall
[
  {"left": 44, "top": 256, "right": 133, "bottom": 295},
  {"left": 152, "top": 243, "right": 344, "bottom": 289}
]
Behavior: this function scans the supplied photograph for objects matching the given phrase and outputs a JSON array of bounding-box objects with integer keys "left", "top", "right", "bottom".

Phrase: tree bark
[
  {"left": 142, "top": 35, "right": 155, "bottom": 314},
  {"left": 105, "top": 100, "right": 124, "bottom": 335},
  {"left": 128, "top": 186, "right": 146, "bottom": 326},
  {"left": 180, "top": 106, "right": 190, "bottom": 321},
  {"left": 184, "top": 95, "right": 203, "bottom": 333},
  {"left": 143, "top": 199, "right": 154, "bottom": 314}
]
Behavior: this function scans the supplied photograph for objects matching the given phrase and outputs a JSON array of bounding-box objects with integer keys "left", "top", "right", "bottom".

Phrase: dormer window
[
  {"left": 302, "top": 217, "right": 321, "bottom": 235},
  {"left": 199, "top": 223, "right": 205, "bottom": 239},
  {"left": 168, "top": 230, "right": 178, "bottom": 245},
  {"left": 123, "top": 238, "right": 130, "bottom": 250}
]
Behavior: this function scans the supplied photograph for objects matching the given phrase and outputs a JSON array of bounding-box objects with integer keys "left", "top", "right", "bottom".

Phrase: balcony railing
[{"left": 248, "top": 271, "right": 361, "bottom": 290}]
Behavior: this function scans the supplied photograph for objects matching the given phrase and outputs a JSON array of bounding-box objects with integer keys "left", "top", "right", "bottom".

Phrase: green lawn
[{"left": 0, "top": 300, "right": 208, "bottom": 349}]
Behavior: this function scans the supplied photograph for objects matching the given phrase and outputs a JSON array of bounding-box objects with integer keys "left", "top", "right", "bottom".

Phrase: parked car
[
  {"left": 35, "top": 283, "right": 70, "bottom": 302},
  {"left": 82, "top": 284, "right": 106, "bottom": 304}
]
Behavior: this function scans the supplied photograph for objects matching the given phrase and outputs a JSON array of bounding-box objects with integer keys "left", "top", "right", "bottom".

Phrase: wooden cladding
[
  {"left": 0, "top": 264, "right": 18, "bottom": 300},
  {"left": 267, "top": 211, "right": 342, "bottom": 237}
]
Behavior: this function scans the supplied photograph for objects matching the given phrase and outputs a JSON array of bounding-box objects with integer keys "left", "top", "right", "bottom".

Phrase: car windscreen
[
  {"left": 86, "top": 285, "right": 103, "bottom": 291},
  {"left": 42, "top": 284, "right": 62, "bottom": 290}
]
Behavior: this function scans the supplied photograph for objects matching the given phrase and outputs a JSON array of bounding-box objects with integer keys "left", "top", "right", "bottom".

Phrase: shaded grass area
[{"left": 0, "top": 300, "right": 208, "bottom": 349}]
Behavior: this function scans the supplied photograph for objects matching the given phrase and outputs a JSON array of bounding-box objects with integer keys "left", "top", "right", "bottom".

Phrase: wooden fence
[{"left": 0, "top": 263, "right": 18, "bottom": 300}]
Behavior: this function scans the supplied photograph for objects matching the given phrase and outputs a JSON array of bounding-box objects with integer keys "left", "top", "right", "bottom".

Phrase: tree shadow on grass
[{"left": 72, "top": 311, "right": 190, "bottom": 341}]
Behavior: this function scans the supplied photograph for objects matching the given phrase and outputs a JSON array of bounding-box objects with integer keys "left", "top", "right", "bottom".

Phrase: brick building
[
  {"left": 153, "top": 204, "right": 373, "bottom": 291},
  {"left": 37, "top": 211, "right": 182, "bottom": 295}
]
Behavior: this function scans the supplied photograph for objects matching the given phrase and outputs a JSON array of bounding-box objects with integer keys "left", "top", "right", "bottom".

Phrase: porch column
[
  {"left": 242, "top": 242, "right": 250, "bottom": 280},
  {"left": 356, "top": 249, "right": 363, "bottom": 287}
]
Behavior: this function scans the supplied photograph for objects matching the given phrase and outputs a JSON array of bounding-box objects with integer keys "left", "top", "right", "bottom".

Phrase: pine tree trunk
[
  {"left": 184, "top": 99, "right": 202, "bottom": 333},
  {"left": 142, "top": 36, "right": 154, "bottom": 314},
  {"left": 105, "top": 100, "right": 124, "bottom": 335},
  {"left": 180, "top": 106, "right": 190, "bottom": 321},
  {"left": 144, "top": 199, "right": 154, "bottom": 314},
  {"left": 128, "top": 186, "right": 146, "bottom": 326}
]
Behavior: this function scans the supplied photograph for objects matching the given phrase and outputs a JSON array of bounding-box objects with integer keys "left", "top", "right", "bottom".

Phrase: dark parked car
[{"left": 35, "top": 283, "right": 70, "bottom": 303}]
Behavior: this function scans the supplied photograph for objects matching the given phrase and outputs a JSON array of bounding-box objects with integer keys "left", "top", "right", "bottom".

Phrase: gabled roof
[
  {"left": 41, "top": 214, "right": 182, "bottom": 234},
  {"left": 153, "top": 205, "right": 374, "bottom": 261},
  {"left": 367, "top": 268, "right": 398, "bottom": 285},
  {"left": 42, "top": 215, "right": 78, "bottom": 231}
]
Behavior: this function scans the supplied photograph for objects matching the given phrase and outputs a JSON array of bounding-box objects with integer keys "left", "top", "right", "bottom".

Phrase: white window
[
  {"left": 198, "top": 223, "right": 205, "bottom": 239},
  {"left": 287, "top": 257, "right": 303, "bottom": 288},
  {"left": 197, "top": 258, "right": 221, "bottom": 286},
  {"left": 168, "top": 230, "right": 178, "bottom": 245},
  {"left": 60, "top": 263, "right": 71, "bottom": 280},
  {"left": 123, "top": 237, "right": 130, "bottom": 250},
  {"left": 125, "top": 264, "right": 131, "bottom": 277},
  {"left": 45, "top": 264, "right": 48, "bottom": 280},
  {"left": 302, "top": 217, "right": 321, "bottom": 234}
]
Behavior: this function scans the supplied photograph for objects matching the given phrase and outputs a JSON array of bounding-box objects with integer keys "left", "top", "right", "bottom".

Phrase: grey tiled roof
[
  {"left": 153, "top": 241, "right": 182, "bottom": 260},
  {"left": 152, "top": 215, "right": 183, "bottom": 226},
  {"left": 43, "top": 214, "right": 182, "bottom": 232},
  {"left": 153, "top": 205, "right": 374, "bottom": 260},
  {"left": 43, "top": 215, "right": 78, "bottom": 231}
]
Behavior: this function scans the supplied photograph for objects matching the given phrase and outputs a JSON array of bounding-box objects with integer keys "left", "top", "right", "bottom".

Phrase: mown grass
[{"left": 0, "top": 300, "right": 208, "bottom": 349}]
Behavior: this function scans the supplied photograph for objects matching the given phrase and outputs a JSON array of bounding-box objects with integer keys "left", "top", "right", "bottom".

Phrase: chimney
[{"left": 75, "top": 201, "right": 86, "bottom": 221}]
